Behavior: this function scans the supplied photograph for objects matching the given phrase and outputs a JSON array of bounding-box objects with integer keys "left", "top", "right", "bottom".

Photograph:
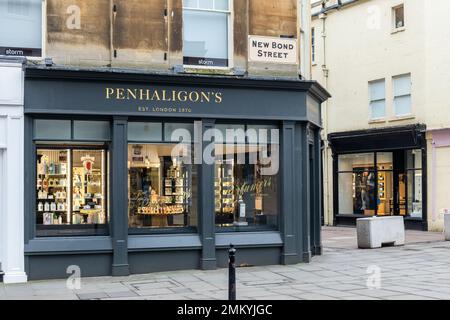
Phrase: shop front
[
  {"left": 329, "top": 125, "right": 427, "bottom": 230},
  {"left": 23, "top": 66, "right": 329, "bottom": 280}
]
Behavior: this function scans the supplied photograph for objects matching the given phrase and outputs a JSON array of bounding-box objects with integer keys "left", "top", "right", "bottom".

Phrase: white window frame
[
  {"left": 182, "top": 0, "right": 233, "bottom": 70},
  {"left": 392, "top": 4, "right": 405, "bottom": 32},
  {"left": 393, "top": 73, "right": 412, "bottom": 117},
  {"left": 368, "top": 79, "right": 386, "bottom": 121},
  {"left": 0, "top": 0, "right": 46, "bottom": 60}
]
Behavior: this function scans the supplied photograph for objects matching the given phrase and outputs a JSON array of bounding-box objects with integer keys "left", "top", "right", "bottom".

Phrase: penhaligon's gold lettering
[{"left": 105, "top": 87, "right": 223, "bottom": 104}]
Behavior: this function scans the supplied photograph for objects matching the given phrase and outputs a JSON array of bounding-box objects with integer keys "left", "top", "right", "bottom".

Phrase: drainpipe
[
  {"left": 431, "top": 140, "right": 437, "bottom": 224},
  {"left": 319, "top": 5, "right": 331, "bottom": 226}
]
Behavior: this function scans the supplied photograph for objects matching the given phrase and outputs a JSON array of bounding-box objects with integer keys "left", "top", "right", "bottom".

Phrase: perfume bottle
[
  {"left": 44, "top": 202, "right": 50, "bottom": 211},
  {"left": 49, "top": 163, "right": 55, "bottom": 175},
  {"left": 43, "top": 178, "right": 49, "bottom": 190},
  {"left": 50, "top": 202, "right": 56, "bottom": 211},
  {"left": 38, "top": 202, "right": 43, "bottom": 211}
]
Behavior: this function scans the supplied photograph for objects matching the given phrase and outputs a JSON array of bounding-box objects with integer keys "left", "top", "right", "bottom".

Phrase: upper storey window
[
  {"left": 0, "top": 0, "right": 42, "bottom": 57},
  {"left": 393, "top": 4, "right": 405, "bottom": 30},
  {"left": 183, "top": 0, "right": 231, "bottom": 68}
]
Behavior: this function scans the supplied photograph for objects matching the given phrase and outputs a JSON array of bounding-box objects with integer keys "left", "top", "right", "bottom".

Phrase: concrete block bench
[
  {"left": 357, "top": 216, "right": 405, "bottom": 249},
  {"left": 445, "top": 214, "right": 450, "bottom": 241}
]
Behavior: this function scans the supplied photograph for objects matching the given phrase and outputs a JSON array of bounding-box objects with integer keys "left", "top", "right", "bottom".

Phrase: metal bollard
[{"left": 228, "top": 244, "right": 236, "bottom": 300}]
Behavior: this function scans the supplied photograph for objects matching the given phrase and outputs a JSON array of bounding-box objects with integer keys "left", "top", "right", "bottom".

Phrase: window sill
[
  {"left": 128, "top": 233, "right": 202, "bottom": 251},
  {"left": 215, "top": 231, "right": 283, "bottom": 248},
  {"left": 182, "top": 65, "right": 235, "bottom": 75},
  {"left": 388, "top": 114, "right": 415, "bottom": 122},
  {"left": 368, "top": 118, "right": 387, "bottom": 124},
  {"left": 391, "top": 27, "right": 405, "bottom": 34},
  {"left": 25, "top": 236, "right": 113, "bottom": 255}
]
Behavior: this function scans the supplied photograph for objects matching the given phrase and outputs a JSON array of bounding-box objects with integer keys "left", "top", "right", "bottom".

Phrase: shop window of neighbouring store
[
  {"left": 34, "top": 120, "right": 111, "bottom": 237},
  {"left": 214, "top": 124, "right": 280, "bottom": 230},
  {"left": 338, "top": 153, "right": 376, "bottom": 216},
  {"left": 128, "top": 122, "right": 197, "bottom": 232},
  {"left": 183, "top": 0, "right": 231, "bottom": 68},
  {"left": 0, "top": 0, "right": 42, "bottom": 57},
  {"left": 337, "top": 150, "right": 423, "bottom": 218},
  {"left": 406, "top": 149, "right": 422, "bottom": 218}
]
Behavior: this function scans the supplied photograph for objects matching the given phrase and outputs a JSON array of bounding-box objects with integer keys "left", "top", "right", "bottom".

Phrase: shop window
[
  {"left": 128, "top": 122, "right": 162, "bottom": 142},
  {"left": 393, "top": 74, "right": 412, "bottom": 117},
  {"left": 214, "top": 124, "right": 280, "bottom": 230},
  {"left": 406, "top": 149, "right": 422, "bottom": 218},
  {"left": 369, "top": 79, "right": 386, "bottom": 120},
  {"left": 338, "top": 153, "right": 376, "bottom": 216},
  {"left": 34, "top": 120, "right": 111, "bottom": 141},
  {"left": 376, "top": 152, "right": 394, "bottom": 216},
  {"left": 128, "top": 122, "right": 197, "bottom": 231},
  {"left": 0, "top": 0, "right": 42, "bottom": 57},
  {"left": 337, "top": 150, "right": 423, "bottom": 219},
  {"left": 247, "top": 125, "right": 279, "bottom": 143},
  {"left": 393, "top": 4, "right": 405, "bottom": 30},
  {"left": 338, "top": 153, "right": 374, "bottom": 172},
  {"left": 164, "top": 123, "right": 194, "bottom": 142},
  {"left": 128, "top": 144, "right": 197, "bottom": 231},
  {"left": 183, "top": 0, "right": 231, "bottom": 67},
  {"left": 34, "top": 120, "right": 71, "bottom": 140},
  {"left": 36, "top": 147, "right": 108, "bottom": 237},
  {"left": 73, "top": 121, "right": 111, "bottom": 141}
]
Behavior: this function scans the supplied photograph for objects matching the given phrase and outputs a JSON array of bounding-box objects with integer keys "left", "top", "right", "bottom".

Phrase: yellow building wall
[{"left": 312, "top": 0, "right": 450, "bottom": 230}]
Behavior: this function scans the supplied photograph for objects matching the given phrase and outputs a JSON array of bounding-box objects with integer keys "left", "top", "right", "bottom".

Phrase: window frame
[
  {"left": 336, "top": 150, "right": 424, "bottom": 219},
  {"left": 368, "top": 79, "right": 386, "bottom": 121},
  {"left": 0, "top": 0, "right": 46, "bottom": 60},
  {"left": 127, "top": 120, "right": 199, "bottom": 234},
  {"left": 182, "top": 0, "right": 234, "bottom": 70},
  {"left": 35, "top": 143, "right": 110, "bottom": 237},
  {"left": 126, "top": 142, "right": 198, "bottom": 234},
  {"left": 392, "top": 4, "right": 405, "bottom": 32},
  {"left": 392, "top": 73, "right": 412, "bottom": 117},
  {"left": 213, "top": 122, "right": 281, "bottom": 233},
  {"left": 33, "top": 119, "right": 112, "bottom": 142}
]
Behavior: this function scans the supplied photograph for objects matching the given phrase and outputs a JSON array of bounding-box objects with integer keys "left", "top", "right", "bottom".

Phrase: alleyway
[{"left": 1, "top": 227, "right": 449, "bottom": 300}]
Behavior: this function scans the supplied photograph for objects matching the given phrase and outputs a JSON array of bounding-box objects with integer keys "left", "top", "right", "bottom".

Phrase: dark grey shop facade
[{"left": 23, "top": 66, "right": 330, "bottom": 280}]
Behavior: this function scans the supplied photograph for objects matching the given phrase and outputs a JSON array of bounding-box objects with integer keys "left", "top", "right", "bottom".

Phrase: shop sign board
[
  {"left": 24, "top": 77, "right": 311, "bottom": 121},
  {"left": 248, "top": 36, "right": 298, "bottom": 64}
]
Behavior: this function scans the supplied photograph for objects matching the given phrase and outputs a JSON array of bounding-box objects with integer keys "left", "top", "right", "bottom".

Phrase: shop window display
[
  {"left": 214, "top": 129, "right": 280, "bottom": 229},
  {"left": 353, "top": 170, "right": 376, "bottom": 215},
  {"left": 338, "top": 153, "right": 376, "bottom": 216},
  {"left": 128, "top": 144, "right": 197, "bottom": 230},
  {"left": 337, "top": 150, "right": 423, "bottom": 218},
  {"left": 36, "top": 148, "right": 108, "bottom": 236},
  {"left": 376, "top": 152, "right": 394, "bottom": 216},
  {"left": 406, "top": 149, "right": 423, "bottom": 218}
]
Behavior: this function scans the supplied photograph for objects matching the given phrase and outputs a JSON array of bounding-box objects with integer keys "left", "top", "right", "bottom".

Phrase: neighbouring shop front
[
  {"left": 329, "top": 125, "right": 427, "bottom": 230},
  {"left": 23, "top": 66, "right": 329, "bottom": 280}
]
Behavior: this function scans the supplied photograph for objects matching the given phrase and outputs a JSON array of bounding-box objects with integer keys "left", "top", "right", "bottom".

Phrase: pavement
[{"left": 1, "top": 226, "right": 450, "bottom": 300}]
